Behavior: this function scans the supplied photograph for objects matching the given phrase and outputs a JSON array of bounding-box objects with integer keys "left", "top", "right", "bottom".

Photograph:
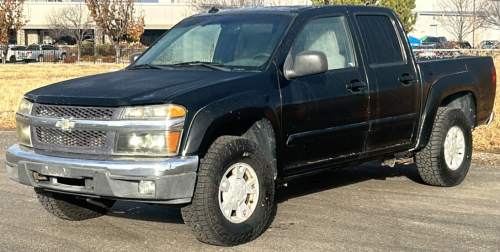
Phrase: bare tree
[
  {"left": 46, "top": 4, "right": 93, "bottom": 61},
  {"left": 0, "top": 0, "right": 28, "bottom": 64},
  {"left": 189, "top": 0, "right": 266, "bottom": 14},
  {"left": 435, "top": 0, "right": 487, "bottom": 43},
  {"left": 85, "top": 0, "right": 145, "bottom": 64},
  {"left": 482, "top": 0, "right": 500, "bottom": 30}
]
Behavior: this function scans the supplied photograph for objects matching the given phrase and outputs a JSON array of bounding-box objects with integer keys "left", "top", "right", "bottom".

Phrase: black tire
[
  {"left": 38, "top": 55, "right": 44, "bottom": 62},
  {"left": 34, "top": 188, "right": 115, "bottom": 221},
  {"left": 416, "top": 108, "right": 473, "bottom": 187},
  {"left": 60, "top": 53, "right": 67, "bottom": 61},
  {"left": 9, "top": 55, "right": 16, "bottom": 63},
  {"left": 181, "top": 136, "right": 276, "bottom": 246}
]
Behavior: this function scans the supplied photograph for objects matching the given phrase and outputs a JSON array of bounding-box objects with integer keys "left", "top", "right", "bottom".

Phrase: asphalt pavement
[{"left": 0, "top": 130, "right": 499, "bottom": 252}]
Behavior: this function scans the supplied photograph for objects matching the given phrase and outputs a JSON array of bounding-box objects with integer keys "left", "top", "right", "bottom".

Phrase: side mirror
[
  {"left": 130, "top": 52, "right": 142, "bottom": 64},
  {"left": 284, "top": 51, "right": 328, "bottom": 80}
]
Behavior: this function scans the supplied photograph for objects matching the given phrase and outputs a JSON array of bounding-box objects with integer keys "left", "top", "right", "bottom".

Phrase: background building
[
  {"left": 15, "top": 0, "right": 500, "bottom": 47},
  {"left": 409, "top": 0, "right": 500, "bottom": 46},
  {"left": 15, "top": 0, "right": 310, "bottom": 46}
]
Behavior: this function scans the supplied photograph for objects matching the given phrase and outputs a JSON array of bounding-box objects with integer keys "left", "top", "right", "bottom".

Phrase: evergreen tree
[
  {"left": 380, "top": 0, "right": 417, "bottom": 32},
  {"left": 310, "top": 0, "right": 417, "bottom": 32}
]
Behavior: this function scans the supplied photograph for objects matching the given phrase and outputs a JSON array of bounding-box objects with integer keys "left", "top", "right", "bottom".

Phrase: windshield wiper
[
  {"left": 169, "top": 61, "right": 231, "bottom": 72},
  {"left": 129, "top": 64, "right": 164, "bottom": 70}
]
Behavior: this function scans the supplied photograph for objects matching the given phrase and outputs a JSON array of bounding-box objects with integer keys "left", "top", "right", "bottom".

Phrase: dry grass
[
  {"left": 0, "top": 64, "right": 124, "bottom": 129},
  {"left": 472, "top": 60, "right": 500, "bottom": 150},
  {"left": 0, "top": 62, "right": 499, "bottom": 150}
]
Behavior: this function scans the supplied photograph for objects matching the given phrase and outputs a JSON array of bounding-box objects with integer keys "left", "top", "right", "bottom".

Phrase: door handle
[
  {"left": 398, "top": 74, "right": 415, "bottom": 85},
  {"left": 346, "top": 80, "right": 366, "bottom": 93}
]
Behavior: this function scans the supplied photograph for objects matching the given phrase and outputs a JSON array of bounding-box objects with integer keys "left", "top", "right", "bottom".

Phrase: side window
[
  {"left": 356, "top": 15, "right": 403, "bottom": 65},
  {"left": 291, "top": 16, "right": 355, "bottom": 70}
]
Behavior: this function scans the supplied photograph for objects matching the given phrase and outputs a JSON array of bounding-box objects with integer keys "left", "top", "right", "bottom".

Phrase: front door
[{"left": 281, "top": 16, "right": 370, "bottom": 172}]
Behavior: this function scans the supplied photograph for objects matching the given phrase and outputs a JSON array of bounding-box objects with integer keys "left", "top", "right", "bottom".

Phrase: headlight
[
  {"left": 16, "top": 121, "right": 32, "bottom": 147},
  {"left": 17, "top": 99, "right": 33, "bottom": 147},
  {"left": 114, "top": 131, "right": 181, "bottom": 156},
  {"left": 115, "top": 104, "right": 185, "bottom": 156},
  {"left": 120, "top": 104, "right": 186, "bottom": 120},
  {"left": 18, "top": 98, "right": 33, "bottom": 115}
]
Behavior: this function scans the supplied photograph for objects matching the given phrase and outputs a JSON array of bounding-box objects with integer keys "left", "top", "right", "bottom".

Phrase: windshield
[{"left": 133, "top": 14, "right": 293, "bottom": 71}]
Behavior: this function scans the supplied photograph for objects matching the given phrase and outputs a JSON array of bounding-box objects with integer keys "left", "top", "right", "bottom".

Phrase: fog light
[
  {"left": 138, "top": 181, "right": 155, "bottom": 195},
  {"left": 5, "top": 164, "right": 19, "bottom": 180}
]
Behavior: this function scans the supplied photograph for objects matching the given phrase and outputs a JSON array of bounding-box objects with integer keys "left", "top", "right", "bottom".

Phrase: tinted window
[
  {"left": 356, "top": 15, "right": 403, "bottom": 65},
  {"left": 291, "top": 16, "right": 355, "bottom": 70}
]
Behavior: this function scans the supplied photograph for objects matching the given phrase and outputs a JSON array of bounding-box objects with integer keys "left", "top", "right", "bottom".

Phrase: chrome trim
[
  {"left": 6, "top": 144, "right": 198, "bottom": 177},
  {"left": 485, "top": 111, "right": 495, "bottom": 127},
  {"left": 16, "top": 112, "right": 184, "bottom": 131}
]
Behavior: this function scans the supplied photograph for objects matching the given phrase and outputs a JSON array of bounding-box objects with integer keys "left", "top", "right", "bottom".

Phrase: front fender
[
  {"left": 181, "top": 92, "right": 280, "bottom": 155},
  {"left": 414, "top": 72, "right": 479, "bottom": 150}
]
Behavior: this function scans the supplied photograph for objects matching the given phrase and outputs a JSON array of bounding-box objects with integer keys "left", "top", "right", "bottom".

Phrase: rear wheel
[
  {"left": 60, "top": 53, "right": 67, "bottom": 61},
  {"left": 416, "top": 108, "right": 473, "bottom": 186},
  {"left": 34, "top": 188, "right": 115, "bottom": 221},
  {"left": 38, "top": 55, "right": 44, "bottom": 62},
  {"left": 181, "top": 136, "right": 276, "bottom": 246},
  {"left": 9, "top": 55, "right": 16, "bottom": 63}
]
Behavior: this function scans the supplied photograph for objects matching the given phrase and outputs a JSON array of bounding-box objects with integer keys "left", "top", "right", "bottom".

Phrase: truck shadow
[
  {"left": 275, "top": 162, "right": 423, "bottom": 203},
  {"left": 106, "top": 162, "right": 422, "bottom": 224},
  {"left": 107, "top": 202, "right": 184, "bottom": 224}
]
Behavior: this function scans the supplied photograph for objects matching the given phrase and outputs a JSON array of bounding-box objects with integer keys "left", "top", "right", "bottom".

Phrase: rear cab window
[{"left": 355, "top": 15, "right": 405, "bottom": 65}]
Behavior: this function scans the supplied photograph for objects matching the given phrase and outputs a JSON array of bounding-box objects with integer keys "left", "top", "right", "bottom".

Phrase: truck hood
[{"left": 25, "top": 69, "right": 257, "bottom": 107}]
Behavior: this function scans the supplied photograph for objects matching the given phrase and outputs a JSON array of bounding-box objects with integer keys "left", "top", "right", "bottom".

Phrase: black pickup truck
[{"left": 5, "top": 5, "right": 496, "bottom": 246}]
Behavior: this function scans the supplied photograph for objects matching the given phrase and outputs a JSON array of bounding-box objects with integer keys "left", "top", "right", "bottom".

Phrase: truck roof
[{"left": 193, "top": 5, "right": 394, "bottom": 17}]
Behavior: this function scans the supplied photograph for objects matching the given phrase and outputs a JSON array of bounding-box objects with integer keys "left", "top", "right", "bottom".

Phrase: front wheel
[
  {"left": 34, "top": 188, "right": 115, "bottom": 221},
  {"left": 416, "top": 108, "right": 473, "bottom": 186},
  {"left": 181, "top": 136, "right": 276, "bottom": 246}
]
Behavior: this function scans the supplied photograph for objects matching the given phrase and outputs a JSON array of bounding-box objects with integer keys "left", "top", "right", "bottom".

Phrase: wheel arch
[
  {"left": 414, "top": 72, "right": 479, "bottom": 151},
  {"left": 182, "top": 92, "right": 280, "bottom": 178}
]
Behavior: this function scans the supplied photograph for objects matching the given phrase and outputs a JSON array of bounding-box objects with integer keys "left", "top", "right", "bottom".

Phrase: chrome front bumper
[{"left": 5, "top": 144, "right": 199, "bottom": 204}]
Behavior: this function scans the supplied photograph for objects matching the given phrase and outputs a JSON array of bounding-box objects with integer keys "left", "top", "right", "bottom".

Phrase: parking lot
[{"left": 0, "top": 130, "right": 499, "bottom": 251}]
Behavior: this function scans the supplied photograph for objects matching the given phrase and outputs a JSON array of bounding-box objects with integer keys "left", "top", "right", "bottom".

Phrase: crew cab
[{"left": 5, "top": 6, "right": 496, "bottom": 246}]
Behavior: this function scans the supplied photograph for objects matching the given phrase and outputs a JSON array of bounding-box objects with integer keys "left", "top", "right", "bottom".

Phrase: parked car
[
  {"left": 5, "top": 5, "right": 496, "bottom": 246},
  {"left": 18, "top": 44, "right": 67, "bottom": 62},
  {"left": 451, "top": 41, "right": 472, "bottom": 49},
  {"left": 421, "top": 36, "right": 454, "bottom": 49},
  {"left": 0, "top": 45, "right": 26, "bottom": 63},
  {"left": 480, "top": 40, "right": 500, "bottom": 49}
]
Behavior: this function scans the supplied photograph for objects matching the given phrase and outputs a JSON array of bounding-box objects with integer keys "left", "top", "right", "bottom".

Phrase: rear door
[
  {"left": 353, "top": 14, "right": 420, "bottom": 154},
  {"left": 42, "top": 45, "right": 56, "bottom": 58}
]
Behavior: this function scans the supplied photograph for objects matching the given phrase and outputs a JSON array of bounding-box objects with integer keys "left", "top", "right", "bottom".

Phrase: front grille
[
  {"left": 35, "top": 105, "right": 116, "bottom": 120},
  {"left": 35, "top": 127, "right": 106, "bottom": 147}
]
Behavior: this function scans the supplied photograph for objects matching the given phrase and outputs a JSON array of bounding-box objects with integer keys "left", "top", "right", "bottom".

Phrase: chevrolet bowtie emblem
[{"left": 55, "top": 118, "right": 76, "bottom": 131}]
